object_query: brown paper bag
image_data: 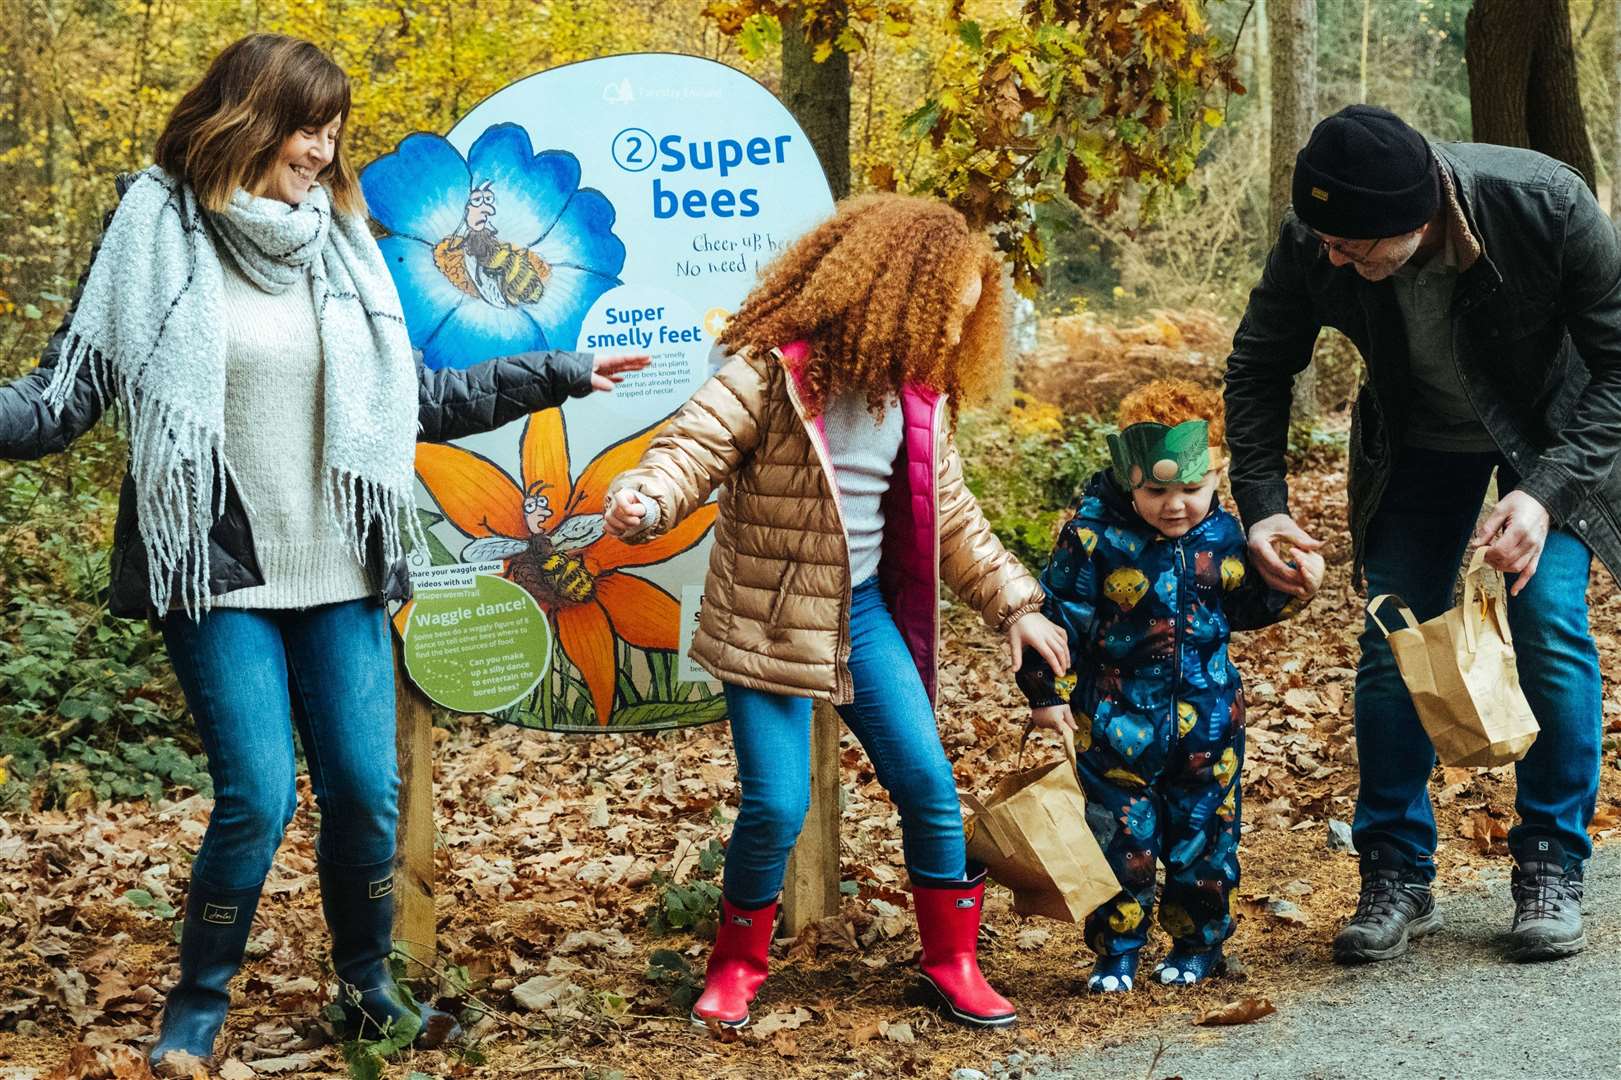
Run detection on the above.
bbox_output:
[961,725,1120,922]
[1366,548,1539,768]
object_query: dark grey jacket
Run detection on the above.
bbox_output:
[1226,141,1621,586]
[0,176,596,620]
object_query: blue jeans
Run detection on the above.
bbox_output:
[721,578,967,906]
[162,598,400,892]
[1356,448,1603,877]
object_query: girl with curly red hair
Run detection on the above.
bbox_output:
[604,194,1068,1029]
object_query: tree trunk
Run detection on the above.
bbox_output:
[1359,0,1373,103]
[1525,3,1596,185]
[1611,0,1621,218]
[1253,0,1270,174]
[780,2,852,199]
[1267,0,1316,234]
[1466,0,1598,191]
[1269,0,1317,418]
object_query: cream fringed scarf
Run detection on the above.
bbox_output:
[45,165,425,615]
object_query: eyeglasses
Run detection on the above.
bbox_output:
[1312,232,1381,264]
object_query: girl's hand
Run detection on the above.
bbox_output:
[591,353,651,391]
[604,489,646,537]
[1029,703,1077,738]
[1008,612,1068,675]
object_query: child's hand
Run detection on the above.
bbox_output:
[591,353,651,391]
[1249,513,1323,597]
[1289,546,1326,598]
[604,489,646,537]
[1029,704,1077,738]
[1008,612,1068,675]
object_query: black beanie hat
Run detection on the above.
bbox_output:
[1292,105,1438,239]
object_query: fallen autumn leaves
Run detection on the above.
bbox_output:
[4,318,1620,1079]
[1194,997,1278,1027]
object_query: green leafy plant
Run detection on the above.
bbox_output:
[0,456,195,810]
[326,952,441,1080]
[643,837,724,1011]
[332,994,423,1080]
[647,838,725,936]
[121,888,177,920]
[1287,420,1350,469]
[959,402,1115,568]
[645,949,703,1014]
[29,737,210,810]
[704,0,1243,290]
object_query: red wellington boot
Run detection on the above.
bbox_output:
[911,867,1018,1027]
[690,897,779,1028]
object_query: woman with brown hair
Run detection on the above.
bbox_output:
[0,33,642,1074]
[604,194,1069,1030]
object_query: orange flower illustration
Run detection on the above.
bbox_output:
[413,408,716,724]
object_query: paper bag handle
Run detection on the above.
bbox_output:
[1460,545,1514,649]
[959,790,1019,859]
[1018,718,1078,772]
[1366,594,1420,638]
[1460,546,1501,653]
[1495,593,1515,646]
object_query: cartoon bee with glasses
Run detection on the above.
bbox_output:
[432,180,551,309]
[459,481,604,607]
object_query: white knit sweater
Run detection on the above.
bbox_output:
[211,257,374,609]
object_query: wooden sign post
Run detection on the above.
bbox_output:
[392,641,437,969]
[780,700,841,936]
[392,660,845,952]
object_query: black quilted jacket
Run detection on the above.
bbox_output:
[0,175,595,620]
[1226,142,1621,587]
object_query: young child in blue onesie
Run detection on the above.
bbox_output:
[1017,378,1325,992]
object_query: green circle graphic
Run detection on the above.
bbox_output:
[403,573,552,714]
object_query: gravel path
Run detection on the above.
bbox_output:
[1032,845,1620,1080]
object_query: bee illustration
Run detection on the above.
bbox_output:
[460,482,604,607]
[433,180,551,309]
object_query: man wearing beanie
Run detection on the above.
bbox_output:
[1224,104,1619,967]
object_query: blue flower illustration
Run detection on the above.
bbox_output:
[362,123,626,370]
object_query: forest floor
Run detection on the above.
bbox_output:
[3,315,1618,1080]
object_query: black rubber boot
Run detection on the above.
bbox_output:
[147,880,263,1074]
[1506,835,1585,962]
[319,856,461,1048]
[1332,841,1442,964]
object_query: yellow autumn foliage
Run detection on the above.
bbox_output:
[0,0,968,355]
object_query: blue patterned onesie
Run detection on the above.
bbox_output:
[1018,470,1297,958]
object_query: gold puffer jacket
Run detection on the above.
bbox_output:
[608,344,1043,704]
